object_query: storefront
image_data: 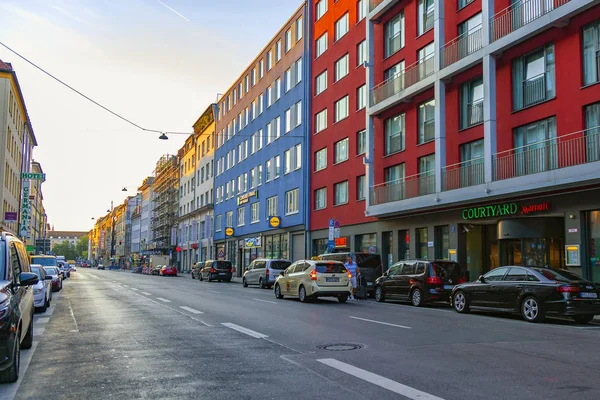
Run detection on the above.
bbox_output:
[239,237,262,277]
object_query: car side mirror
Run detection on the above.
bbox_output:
[479,275,486,283]
[18,272,39,286]
[279,271,285,277]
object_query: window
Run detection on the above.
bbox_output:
[284,149,292,174]
[583,22,600,85]
[251,202,260,223]
[276,40,281,62]
[296,17,303,41]
[357,85,367,110]
[416,227,428,259]
[357,175,366,201]
[275,78,281,102]
[418,0,434,35]
[285,189,299,214]
[285,29,292,53]
[459,139,485,186]
[418,154,436,195]
[385,13,404,57]
[385,113,405,155]
[357,40,367,68]
[215,215,222,231]
[252,68,257,86]
[316,0,327,20]
[316,33,328,58]
[358,0,366,21]
[315,70,327,95]
[285,69,292,92]
[418,43,435,78]
[258,59,264,79]
[335,96,349,122]
[226,211,233,228]
[257,164,263,185]
[285,102,302,132]
[267,50,273,70]
[237,207,246,226]
[258,94,264,114]
[460,77,484,129]
[253,129,263,152]
[585,102,600,162]
[503,267,528,282]
[335,13,349,41]
[335,54,349,82]
[418,99,435,144]
[513,44,555,110]
[315,187,327,210]
[266,159,272,182]
[274,155,281,178]
[334,138,349,164]
[315,109,327,133]
[294,58,303,85]
[513,117,557,175]
[334,181,348,205]
[484,267,509,282]
[357,130,366,155]
[385,163,404,183]
[434,226,449,260]
[267,195,278,217]
[458,13,483,57]
[315,148,327,171]
[458,0,475,9]
[294,144,302,170]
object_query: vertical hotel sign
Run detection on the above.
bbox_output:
[19,181,31,238]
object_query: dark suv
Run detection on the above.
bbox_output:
[374,260,467,306]
[318,252,383,296]
[196,260,233,282]
[0,232,39,383]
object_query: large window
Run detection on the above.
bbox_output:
[513,117,557,176]
[357,175,366,201]
[585,102,600,162]
[385,12,404,57]
[237,207,246,227]
[385,163,405,184]
[416,227,428,259]
[434,225,449,260]
[284,149,292,174]
[226,211,233,228]
[296,17,303,41]
[315,187,327,210]
[385,113,405,155]
[460,77,484,129]
[357,130,366,155]
[251,202,260,223]
[267,196,278,218]
[334,181,348,205]
[315,148,327,171]
[315,109,327,133]
[316,0,327,20]
[418,43,435,79]
[419,154,435,195]
[334,138,349,164]
[583,22,600,86]
[358,0,366,21]
[215,215,222,232]
[418,99,435,144]
[512,44,555,110]
[418,0,434,35]
[316,70,327,95]
[335,13,349,41]
[316,32,328,58]
[335,54,349,82]
[458,13,483,57]
[357,85,367,110]
[335,96,349,122]
[285,29,292,53]
[459,139,485,186]
[357,40,367,67]
[285,189,299,214]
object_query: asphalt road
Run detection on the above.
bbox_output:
[3,268,600,400]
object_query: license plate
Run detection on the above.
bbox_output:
[326,277,340,282]
[443,285,455,290]
[219,272,226,275]
[580,292,598,299]
[367,282,373,286]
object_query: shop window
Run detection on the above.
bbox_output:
[313,238,328,256]
[382,231,394,269]
[398,229,410,260]
[416,227,428,259]
[512,44,555,110]
[355,233,377,253]
[434,225,449,260]
[588,211,600,282]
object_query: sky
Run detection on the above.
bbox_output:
[0,0,302,231]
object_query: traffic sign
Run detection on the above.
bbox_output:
[327,240,335,252]
[334,228,340,238]
[329,219,335,227]
[218,249,225,258]
[334,220,340,229]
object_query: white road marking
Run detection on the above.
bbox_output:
[69,299,80,333]
[221,323,268,339]
[87,274,100,280]
[112,287,121,292]
[317,358,445,400]
[253,298,277,304]
[34,317,50,324]
[129,292,211,326]
[0,342,38,399]
[34,327,45,336]
[156,297,171,303]
[45,306,55,316]
[349,316,411,329]
[206,290,220,294]
[179,306,204,314]
[76,274,87,280]
[122,285,129,288]
[131,288,139,291]
[141,292,152,296]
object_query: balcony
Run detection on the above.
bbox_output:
[370,54,435,107]
[492,127,600,181]
[441,158,485,191]
[490,0,571,42]
[369,0,386,12]
[441,26,483,68]
[522,73,546,107]
[370,171,436,205]
[466,100,484,127]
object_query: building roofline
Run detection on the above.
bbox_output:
[0,61,38,146]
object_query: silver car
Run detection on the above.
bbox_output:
[30,265,52,312]
[243,259,291,289]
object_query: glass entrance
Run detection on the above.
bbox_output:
[500,238,563,268]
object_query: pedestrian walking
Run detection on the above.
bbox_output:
[344,254,360,300]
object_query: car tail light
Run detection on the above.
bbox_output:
[347,272,352,279]
[426,277,443,285]
[265,268,270,277]
[557,285,579,293]
[230,268,233,273]
[458,278,467,284]
[310,270,317,281]
[210,267,215,273]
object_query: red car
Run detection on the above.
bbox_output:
[160,266,177,276]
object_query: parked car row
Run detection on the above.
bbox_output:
[150,265,178,276]
[191,260,233,282]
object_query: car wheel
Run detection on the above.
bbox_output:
[242,278,248,287]
[274,284,284,299]
[299,286,309,303]
[573,315,594,324]
[411,288,423,307]
[40,297,48,313]
[22,318,33,349]
[259,278,265,289]
[375,286,385,303]
[0,333,19,383]
[338,295,348,303]
[521,296,544,323]
[453,291,469,314]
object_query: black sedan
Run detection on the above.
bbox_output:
[451,266,600,323]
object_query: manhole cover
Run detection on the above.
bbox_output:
[317,343,364,351]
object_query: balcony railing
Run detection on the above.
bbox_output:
[370,171,436,205]
[370,54,435,106]
[369,0,386,12]
[467,100,484,127]
[492,126,600,181]
[441,158,485,191]
[522,73,546,107]
[490,0,571,42]
[441,26,483,68]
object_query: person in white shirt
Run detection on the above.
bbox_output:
[344,254,360,300]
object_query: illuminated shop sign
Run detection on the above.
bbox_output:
[462,202,550,220]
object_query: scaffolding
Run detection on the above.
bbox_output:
[151,155,179,251]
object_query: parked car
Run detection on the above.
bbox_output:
[30,265,52,312]
[451,266,600,323]
[243,259,291,289]
[319,252,383,296]
[374,260,468,306]
[69,264,76,272]
[58,262,70,279]
[42,266,62,292]
[97,264,105,270]
[0,231,38,383]
[151,265,163,275]
[160,266,177,276]
[197,260,233,282]
[191,263,202,279]
[274,260,352,303]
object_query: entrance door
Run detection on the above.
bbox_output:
[501,239,523,266]
[292,234,305,261]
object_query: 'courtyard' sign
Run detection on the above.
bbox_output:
[462,201,550,220]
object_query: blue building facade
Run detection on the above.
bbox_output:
[213,3,311,274]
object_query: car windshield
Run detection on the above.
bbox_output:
[315,262,347,274]
[44,267,58,275]
[31,257,58,267]
[532,268,585,283]
[270,261,290,270]
[430,262,465,281]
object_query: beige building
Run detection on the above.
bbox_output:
[47,230,88,251]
